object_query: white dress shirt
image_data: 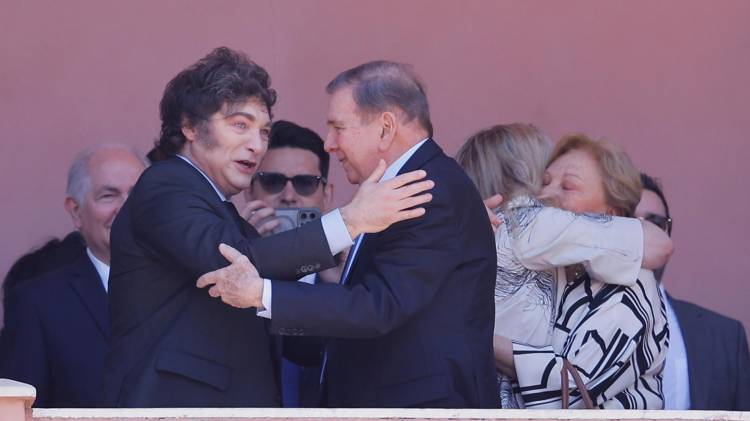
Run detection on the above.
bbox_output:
[86,247,110,292]
[660,284,692,409]
[259,138,430,318]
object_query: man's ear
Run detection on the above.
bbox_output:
[377,112,397,152]
[64,196,83,230]
[181,118,198,144]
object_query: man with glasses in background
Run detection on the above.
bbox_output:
[636,173,750,410]
[242,120,344,407]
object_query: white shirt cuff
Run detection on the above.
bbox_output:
[321,208,354,255]
[256,278,273,319]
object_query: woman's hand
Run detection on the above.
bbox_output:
[493,334,517,379]
[641,219,675,269]
[484,194,504,233]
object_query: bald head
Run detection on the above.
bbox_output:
[65,144,147,264]
[66,144,147,205]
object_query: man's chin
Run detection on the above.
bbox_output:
[343,171,361,185]
[227,176,254,196]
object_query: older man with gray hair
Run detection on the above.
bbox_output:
[198,61,499,408]
[0,144,146,407]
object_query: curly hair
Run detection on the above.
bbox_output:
[156,47,277,155]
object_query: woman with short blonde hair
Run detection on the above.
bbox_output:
[456,123,550,202]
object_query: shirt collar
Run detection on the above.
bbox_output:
[86,248,110,292]
[380,138,429,182]
[176,154,227,201]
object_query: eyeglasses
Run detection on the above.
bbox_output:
[640,214,673,236]
[253,172,326,196]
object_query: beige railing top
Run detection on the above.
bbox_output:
[31,407,750,421]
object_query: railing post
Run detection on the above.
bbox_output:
[0,379,36,421]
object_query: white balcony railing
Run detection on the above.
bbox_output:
[3,378,749,421]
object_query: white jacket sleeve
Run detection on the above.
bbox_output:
[507,204,643,286]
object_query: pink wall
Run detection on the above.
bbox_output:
[1,1,749,331]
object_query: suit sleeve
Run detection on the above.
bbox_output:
[733,321,750,410]
[509,205,643,286]
[128,174,335,281]
[0,287,50,407]
[269,187,464,338]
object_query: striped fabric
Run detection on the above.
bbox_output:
[513,270,669,409]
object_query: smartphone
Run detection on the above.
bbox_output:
[273,208,321,233]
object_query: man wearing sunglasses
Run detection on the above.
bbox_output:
[636,173,749,410]
[242,120,343,407]
[242,120,333,236]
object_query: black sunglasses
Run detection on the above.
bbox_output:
[253,172,326,196]
[641,214,673,236]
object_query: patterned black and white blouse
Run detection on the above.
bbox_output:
[513,270,669,409]
[494,196,669,409]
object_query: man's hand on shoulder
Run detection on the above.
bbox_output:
[196,243,264,309]
[340,159,434,239]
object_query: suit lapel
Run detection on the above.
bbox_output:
[668,294,708,409]
[172,156,258,239]
[342,139,442,285]
[68,253,109,336]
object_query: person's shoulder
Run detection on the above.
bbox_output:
[4,232,85,290]
[132,156,204,198]
[671,296,744,333]
[138,156,189,182]
[19,256,86,291]
[424,150,480,196]
[6,258,85,310]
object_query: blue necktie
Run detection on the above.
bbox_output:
[340,234,364,285]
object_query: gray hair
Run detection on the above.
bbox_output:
[455,123,551,201]
[326,60,433,137]
[66,143,147,204]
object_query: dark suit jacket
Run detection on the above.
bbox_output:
[279,274,324,408]
[669,295,750,410]
[102,156,336,408]
[0,252,108,407]
[270,140,499,408]
[3,231,85,299]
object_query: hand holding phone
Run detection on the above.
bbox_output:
[273,208,321,233]
[240,200,280,236]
